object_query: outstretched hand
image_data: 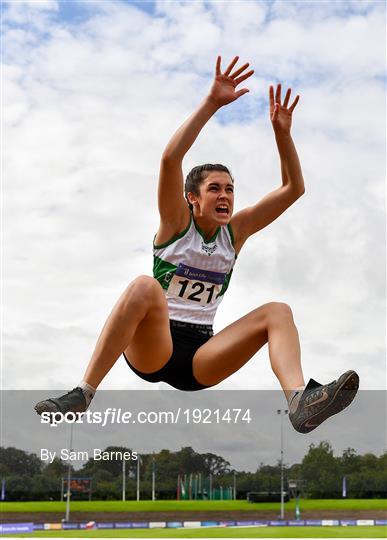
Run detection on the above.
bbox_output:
[208,56,254,108]
[270,84,299,136]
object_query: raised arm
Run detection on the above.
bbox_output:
[155,56,254,245]
[231,83,305,253]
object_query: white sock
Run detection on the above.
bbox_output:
[288,385,306,414]
[78,381,96,407]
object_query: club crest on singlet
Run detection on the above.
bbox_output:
[201,242,217,256]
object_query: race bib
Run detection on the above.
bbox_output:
[166,263,226,306]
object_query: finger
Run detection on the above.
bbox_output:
[234,88,249,100]
[271,102,279,122]
[224,56,239,76]
[216,56,221,77]
[275,83,281,104]
[289,95,300,112]
[234,69,254,86]
[230,62,250,80]
[269,85,274,110]
[283,88,291,108]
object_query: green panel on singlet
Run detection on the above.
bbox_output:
[227,223,235,246]
[217,267,234,297]
[153,255,177,290]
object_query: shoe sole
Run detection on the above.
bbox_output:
[34,400,61,415]
[296,370,359,434]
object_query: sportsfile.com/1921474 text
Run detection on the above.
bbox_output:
[40,407,252,427]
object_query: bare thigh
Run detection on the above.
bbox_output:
[123,277,173,373]
[192,305,270,386]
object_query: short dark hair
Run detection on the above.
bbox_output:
[184,164,233,210]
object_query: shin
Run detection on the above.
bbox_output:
[265,302,305,398]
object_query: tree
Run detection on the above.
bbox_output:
[345,452,387,497]
[91,469,118,500]
[80,446,136,477]
[4,475,33,501]
[31,474,61,500]
[202,453,231,475]
[301,441,340,497]
[340,447,360,475]
[177,447,206,473]
[43,457,68,478]
[0,447,42,477]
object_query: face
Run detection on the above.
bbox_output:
[188,171,234,225]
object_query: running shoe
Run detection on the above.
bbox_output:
[289,370,359,434]
[34,387,88,415]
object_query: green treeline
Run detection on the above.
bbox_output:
[0,442,386,501]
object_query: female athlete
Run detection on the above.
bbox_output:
[35,56,358,433]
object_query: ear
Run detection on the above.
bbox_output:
[187,192,199,207]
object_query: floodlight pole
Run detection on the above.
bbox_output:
[152,456,156,501]
[65,423,74,522]
[136,455,141,501]
[233,471,236,500]
[122,457,126,501]
[277,409,288,520]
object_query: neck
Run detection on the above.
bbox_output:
[192,213,219,241]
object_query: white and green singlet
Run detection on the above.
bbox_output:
[153,216,237,325]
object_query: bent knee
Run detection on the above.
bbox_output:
[264,302,294,325]
[132,275,159,291]
[125,275,163,308]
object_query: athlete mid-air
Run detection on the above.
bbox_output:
[35,56,359,433]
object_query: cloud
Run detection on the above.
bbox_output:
[3,1,385,391]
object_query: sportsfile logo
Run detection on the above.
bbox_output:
[40,409,134,427]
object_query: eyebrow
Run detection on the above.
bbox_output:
[207,182,234,188]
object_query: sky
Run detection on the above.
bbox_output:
[2,0,386,396]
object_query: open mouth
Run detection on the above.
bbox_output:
[215,205,229,215]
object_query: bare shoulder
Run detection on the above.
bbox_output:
[229,211,250,255]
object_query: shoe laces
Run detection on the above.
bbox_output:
[306,386,324,404]
[60,387,83,399]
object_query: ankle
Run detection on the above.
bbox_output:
[287,385,305,414]
[78,380,96,407]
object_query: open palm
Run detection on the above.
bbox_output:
[270,84,299,135]
[208,56,254,107]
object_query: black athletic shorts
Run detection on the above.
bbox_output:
[123,319,213,391]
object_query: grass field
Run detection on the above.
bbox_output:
[2,499,386,513]
[9,526,387,538]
